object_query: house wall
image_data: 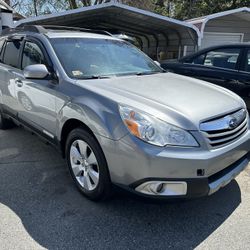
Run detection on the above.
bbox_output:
[0,9,13,33]
[203,14,250,42]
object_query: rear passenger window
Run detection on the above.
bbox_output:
[3,40,21,68]
[22,41,45,69]
[203,48,240,70]
[244,50,250,73]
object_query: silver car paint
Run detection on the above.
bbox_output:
[0,31,249,193]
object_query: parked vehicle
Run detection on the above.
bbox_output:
[161,44,250,109]
[0,26,249,201]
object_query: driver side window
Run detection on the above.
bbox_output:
[22,41,46,69]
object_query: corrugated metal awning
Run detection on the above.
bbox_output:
[15,2,200,58]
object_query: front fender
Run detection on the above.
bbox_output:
[57,95,128,141]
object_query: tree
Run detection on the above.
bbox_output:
[173,0,250,20]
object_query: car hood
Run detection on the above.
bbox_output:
[76,73,245,130]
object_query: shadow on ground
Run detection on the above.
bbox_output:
[0,128,242,249]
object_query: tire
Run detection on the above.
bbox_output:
[0,110,13,130]
[66,128,112,201]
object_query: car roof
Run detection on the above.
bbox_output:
[2,25,115,40]
[45,31,118,40]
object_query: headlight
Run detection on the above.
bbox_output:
[119,105,199,147]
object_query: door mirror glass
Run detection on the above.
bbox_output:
[23,64,49,79]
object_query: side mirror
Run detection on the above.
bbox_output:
[154,61,161,67]
[23,64,49,79]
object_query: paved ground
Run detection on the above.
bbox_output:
[0,127,249,250]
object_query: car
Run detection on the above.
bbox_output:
[0,25,249,201]
[161,44,250,109]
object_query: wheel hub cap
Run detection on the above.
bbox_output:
[70,139,100,191]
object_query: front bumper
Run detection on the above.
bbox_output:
[96,130,250,199]
[128,152,250,198]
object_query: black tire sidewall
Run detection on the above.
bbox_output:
[0,111,3,129]
[66,128,111,201]
[0,109,9,130]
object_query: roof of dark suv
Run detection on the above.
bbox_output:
[179,43,250,63]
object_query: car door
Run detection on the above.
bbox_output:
[182,47,242,87]
[15,38,58,138]
[235,48,250,109]
[0,38,23,117]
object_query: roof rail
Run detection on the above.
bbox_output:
[41,25,112,36]
[1,25,112,37]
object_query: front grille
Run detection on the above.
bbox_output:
[200,109,248,148]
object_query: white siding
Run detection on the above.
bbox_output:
[201,32,243,49]
[203,15,250,44]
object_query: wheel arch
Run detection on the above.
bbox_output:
[60,118,96,158]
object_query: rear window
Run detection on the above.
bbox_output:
[3,40,21,68]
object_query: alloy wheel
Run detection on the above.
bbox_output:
[70,139,100,191]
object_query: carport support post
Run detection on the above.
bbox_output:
[178,44,182,59]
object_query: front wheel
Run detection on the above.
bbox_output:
[65,128,112,201]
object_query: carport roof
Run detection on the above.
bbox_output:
[15,2,200,46]
[188,7,250,36]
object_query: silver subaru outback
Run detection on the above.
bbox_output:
[0,25,249,201]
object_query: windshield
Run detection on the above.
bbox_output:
[50,37,162,79]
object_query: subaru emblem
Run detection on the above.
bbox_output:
[228,118,238,129]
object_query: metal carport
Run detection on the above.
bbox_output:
[15,2,200,60]
[188,7,250,49]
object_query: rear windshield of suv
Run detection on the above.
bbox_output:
[50,38,162,79]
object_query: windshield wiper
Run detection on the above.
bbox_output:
[136,71,164,76]
[78,75,111,80]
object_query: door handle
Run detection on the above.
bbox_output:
[15,78,23,87]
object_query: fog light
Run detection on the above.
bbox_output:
[135,181,187,196]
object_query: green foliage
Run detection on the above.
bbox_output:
[172,0,250,20]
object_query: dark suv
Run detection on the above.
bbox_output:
[161,44,250,109]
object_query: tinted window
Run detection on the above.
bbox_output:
[203,48,240,70]
[244,50,250,73]
[22,41,45,69]
[3,40,21,68]
[187,54,205,65]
